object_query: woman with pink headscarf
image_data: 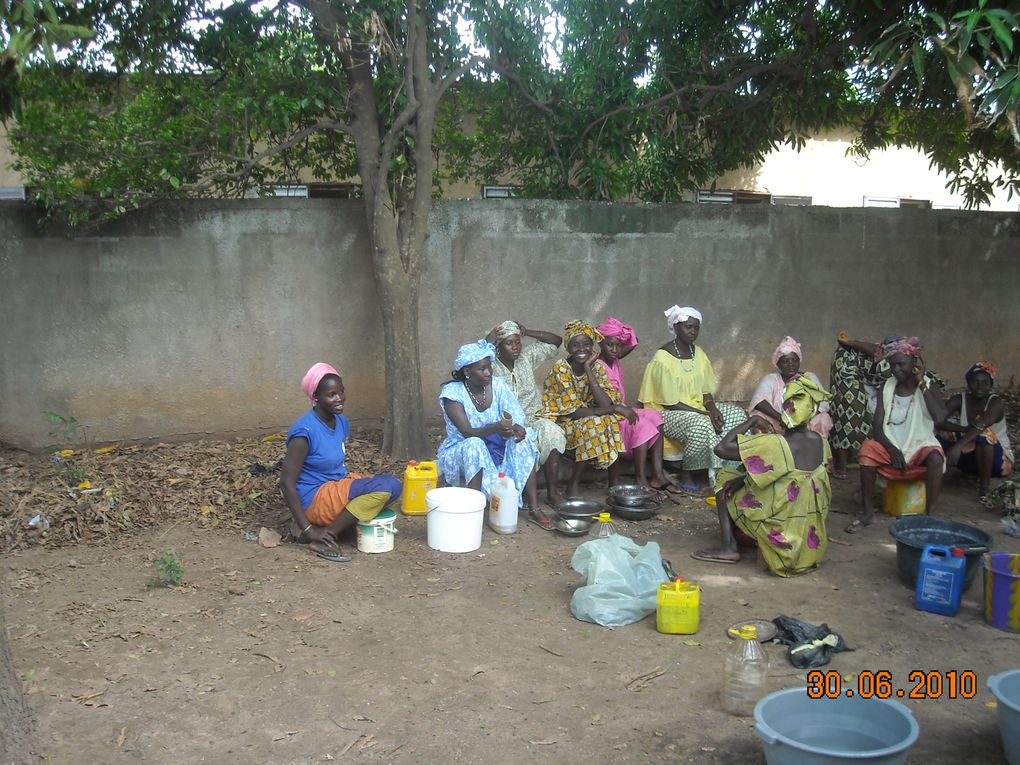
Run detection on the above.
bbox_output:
[748,336,832,437]
[596,317,680,494]
[280,362,402,561]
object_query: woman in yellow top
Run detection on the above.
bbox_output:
[542,320,626,498]
[638,305,746,492]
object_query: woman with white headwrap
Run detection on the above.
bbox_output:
[637,305,747,492]
[486,320,568,507]
[437,340,544,523]
[748,336,832,437]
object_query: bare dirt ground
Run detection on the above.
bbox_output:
[3,438,1019,765]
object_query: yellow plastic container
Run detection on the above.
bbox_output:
[883,479,925,517]
[656,580,700,634]
[401,461,438,516]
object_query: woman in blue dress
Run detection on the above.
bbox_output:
[437,340,547,525]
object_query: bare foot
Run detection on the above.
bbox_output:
[547,489,565,508]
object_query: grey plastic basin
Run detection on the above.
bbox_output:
[755,687,919,765]
[988,669,1020,764]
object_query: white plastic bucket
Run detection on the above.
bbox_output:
[356,509,398,554]
[426,487,486,553]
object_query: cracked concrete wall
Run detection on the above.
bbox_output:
[2,199,1017,449]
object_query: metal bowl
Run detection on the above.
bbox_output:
[608,483,655,507]
[607,496,660,521]
[556,498,604,520]
[553,517,593,537]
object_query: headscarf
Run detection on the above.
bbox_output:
[493,320,522,343]
[596,317,638,349]
[966,361,997,382]
[875,335,922,361]
[563,320,603,346]
[301,362,341,403]
[771,336,802,367]
[664,305,703,336]
[454,339,496,371]
[780,374,831,429]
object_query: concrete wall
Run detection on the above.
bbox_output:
[2,199,1018,449]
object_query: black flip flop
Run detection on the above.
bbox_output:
[315,549,352,563]
[690,550,739,565]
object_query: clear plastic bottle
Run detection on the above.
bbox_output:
[593,512,617,538]
[721,625,769,716]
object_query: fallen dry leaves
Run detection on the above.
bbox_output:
[0,429,415,553]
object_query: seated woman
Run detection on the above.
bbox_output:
[691,375,832,576]
[595,316,679,494]
[280,363,402,562]
[749,336,832,437]
[437,340,544,523]
[637,305,746,492]
[487,320,568,506]
[542,320,625,498]
[847,337,947,532]
[938,361,1014,497]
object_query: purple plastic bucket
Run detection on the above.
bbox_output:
[984,553,1020,633]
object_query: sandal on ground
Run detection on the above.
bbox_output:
[527,507,555,530]
[314,549,352,563]
[844,518,871,535]
[650,480,686,496]
[830,470,848,480]
[690,549,740,565]
[677,483,712,498]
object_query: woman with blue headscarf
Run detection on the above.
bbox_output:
[437,340,544,523]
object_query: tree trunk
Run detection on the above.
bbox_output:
[0,601,35,764]
[371,236,430,459]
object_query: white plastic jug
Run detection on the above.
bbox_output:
[488,473,519,534]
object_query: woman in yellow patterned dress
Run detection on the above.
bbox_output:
[542,321,626,498]
[691,375,832,577]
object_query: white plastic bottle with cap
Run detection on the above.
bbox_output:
[721,624,769,716]
[488,473,519,534]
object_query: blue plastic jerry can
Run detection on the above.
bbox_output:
[914,544,966,617]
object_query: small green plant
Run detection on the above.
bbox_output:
[43,409,79,444]
[149,549,184,588]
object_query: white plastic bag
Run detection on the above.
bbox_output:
[569,534,667,627]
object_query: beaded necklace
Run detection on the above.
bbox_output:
[886,393,914,426]
[466,382,489,410]
[672,339,696,372]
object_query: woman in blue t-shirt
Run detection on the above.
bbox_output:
[280,362,402,561]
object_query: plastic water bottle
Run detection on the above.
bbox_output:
[721,624,769,716]
[593,512,617,538]
[488,473,519,534]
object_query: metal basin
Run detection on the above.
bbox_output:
[556,498,603,520]
[553,517,593,537]
[608,483,655,507]
[607,496,660,521]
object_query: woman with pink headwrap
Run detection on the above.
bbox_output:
[748,336,832,438]
[280,363,402,561]
[596,317,679,494]
[847,337,947,533]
